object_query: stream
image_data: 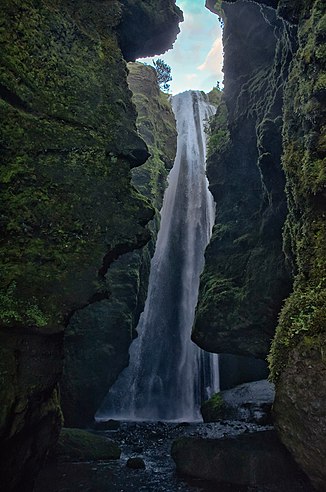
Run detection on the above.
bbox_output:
[35,421,313,492]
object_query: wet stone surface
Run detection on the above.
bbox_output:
[35,421,314,492]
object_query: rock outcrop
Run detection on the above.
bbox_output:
[0,1,181,490]
[51,428,121,461]
[118,0,183,61]
[218,353,269,390]
[197,0,326,489]
[172,430,310,488]
[193,1,294,358]
[61,62,177,428]
[201,380,275,424]
[267,1,326,489]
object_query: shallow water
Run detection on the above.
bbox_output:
[35,422,313,492]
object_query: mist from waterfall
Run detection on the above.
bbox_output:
[97,90,219,422]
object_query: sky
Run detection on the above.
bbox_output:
[139,0,224,95]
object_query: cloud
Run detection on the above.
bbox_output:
[185,73,198,81]
[197,37,223,76]
[138,1,224,94]
[178,0,205,16]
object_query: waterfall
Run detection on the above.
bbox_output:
[97,90,219,422]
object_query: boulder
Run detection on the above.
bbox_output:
[93,419,120,431]
[201,380,275,425]
[126,457,146,470]
[171,430,308,486]
[52,428,121,461]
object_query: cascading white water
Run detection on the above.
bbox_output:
[97,90,219,422]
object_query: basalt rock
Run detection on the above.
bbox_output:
[199,0,326,489]
[193,1,294,358]
[61,62,177,428]
[51,428,121,461]
[0,328,63,492]
[172,430,310,487]
[0,1,181,490]
[118,0,183,61]
[201,380,275,425]
[126,457,146,470]
[268,3,326,489]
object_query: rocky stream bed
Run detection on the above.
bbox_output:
[35,421,314,492]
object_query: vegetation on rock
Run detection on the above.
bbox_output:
[201,0,325,489]
[205,88,230,157]
[268,0,326,383]
[53,428,121,461]
[153,58,172,92]
[0,0,154,332]
[201,392,225,421]
[61,62,177,428]
[266,1,326,489]
[193,1,293,358]
[0,0,182,489]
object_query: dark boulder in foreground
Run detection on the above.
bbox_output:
[93,419,121,431]
[171,430,308,487]
[126,457,146,470]
[52,428,121,462]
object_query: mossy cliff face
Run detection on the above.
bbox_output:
[268,1,325,489]
[61,63,177,428]
[0,1,181,490]
[193,1,294,358]
[202,0,326,489]
[223,1,326,488]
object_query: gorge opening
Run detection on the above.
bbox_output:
[97,90,220,422]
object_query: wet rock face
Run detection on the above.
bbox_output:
[193,1,294,358]
[219,353,269,390]
[0,1,180,489]
[118,0,184,61]
[202,0,326,489]
[61,62,177,428]
[52,428,121,462]
[222,0,314,25]
[201,380,275,425]
[268,0,326,488]
[172,430,307,487]
[273,336,326,491]
[0,329,63,492]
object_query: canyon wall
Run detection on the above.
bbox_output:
[194,0,294,358]
[0,1,182,490]
[268,1,326,489]
[199,0,325,489]
[61,63,177,428]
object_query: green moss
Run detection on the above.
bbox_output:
[193,3,292,358]
[198,273,244,320]
[207,87,223,106]
[269,0,326,382]
[205,96,230,157]
[269,284,326,381]
[205,392,223,410]
[129,63,177,207]
[201,392,225,422]
[0,282,49,328]
[53,428,121,461]
[0,1,153,331]
[61,62,177,426]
